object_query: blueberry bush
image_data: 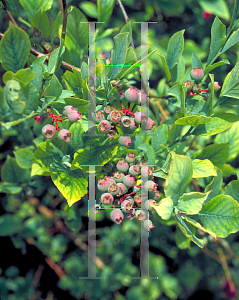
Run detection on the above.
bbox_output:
[0,0,239,299]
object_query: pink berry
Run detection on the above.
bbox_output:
[208,81,221,92]
[123,174,135,188]
[137,91,148,105]
[113,171,125,183]
[99,120,111,133]
[67,111,82,122]
[124,87,139,102]
[129,164,141,176]
[42,124,56,138]
[135,209,146,221]
[190,67,204,81]
[134,111,148,124]
[107,130,115,138]
[109,110,121,123]
[93,110,105,123]
[63,105,77,116]
[129,117,137,131]
[117,183,127,195]
[134,194,143,204]
[141,166,153,177]
[144,199,156,211]
[141,117,155,130]
[110,209,124,224]
[104,105,112,114]
[121,116,131,127]
[143,219,155,232]
[58,129,72,142]
[108,183,120,195]
[97,178,109,192]
[118,135,132,147]
[106,176,116,185]
[121,199,134,212]
[101,192,114,205]
[125,152,136,163]
[116,159,129,172]
[144,180,158,191]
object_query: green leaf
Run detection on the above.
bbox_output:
[193,143,229,166]
[151,123,168,154]
[215,121,239,161]
[192,159,217,178]
[0,214,22,236]
[13,148,34,169]
[206,73,214,115]
[3,0,20,18]
[145,147,155,165]
[205,167,223,203]
[170,56,185,83]
[48,39,65,74]
[49,11,63,42]
[198,195,239,238]
[50,162,88,207]
[31,9,50,37]
[204,59,230,75]
[4,80,26,114]
[175,115,212,126]
[158,54,171,81]
[168,123,181,143]
[1,156,26,183]
[31,55,47,91]
[97,0,115,22]
[177,191,211,214]
[0,183,22,194]
[207,17,226,66]
[150,198,174,220]
[192,54,203,69]
[182,215,217,238]
[79,1,98,18]
[192,113,239,136]
[165,152,193,205]
[31,162,50,176]
[33,141,64,172]
[174,213,204,248]
[110,32,129,79]
[3,68,36,84]
[220,60,239,99]
[225,180,239,203]
[120,21,132,48]
[0,23,31,73]
[166,30,185,70]
[71,139,119,169]
[167,84,186,116]
[199,0,230,21]
[18,81,40,112]
[175,227,192,249]
[45,74,62,99]
[19,0,53,21]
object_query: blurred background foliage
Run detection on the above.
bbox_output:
[0,0,239,299]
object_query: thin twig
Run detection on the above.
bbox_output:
[117,0,129,22]
[61,0,67,40]
[155,99,168,120]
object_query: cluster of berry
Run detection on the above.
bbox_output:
[95,153,160,232]
[93,87,155,147]
[40,105,82,142]
[184,67,221,97]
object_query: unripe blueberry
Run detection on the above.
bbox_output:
[63,105,77,116]
[99,120,111,133]
[102,163,113,172]
[183,80,192,91]
[190,67,204,81]
[108,183,120,195]
[137,91,148,106]
[58,129,72,142]
[125,152,136,163]
[101,192,114,205]
[135,209,147,221]
[134,111,148,124]
[97,178,109,192]
[113,171,125,183]
[104,105,112,114]
[42,124,56,138]
[141,117,155,130]
[192,84,200,94]
[143,219,155,232]
[32,34,44,44]
[116,159,129,173]
[144,199,156,211]
[67,110,82,122]
[129,117,137,131]
[53,37,60,45]
[44,35,51,43]
[93,110,105,123]
[105,176,116,185]
[144,180,158,191]
[107,130,115,138]
[121,199,134,213]
[123,174,135,188]
[141,166,153,177]
[121,116,131,127]
[129,164,141,176]
[124,87,139,102]
[110,208,124,224]
[108,110,121,123]
[208,81,221,92]
[117,183,127,195]
[28,28,34,38]
[134,194,143,204]
[118,135,132,147]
